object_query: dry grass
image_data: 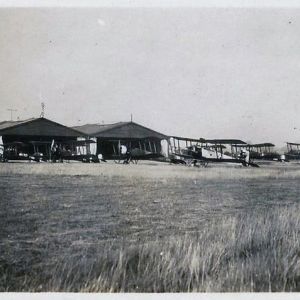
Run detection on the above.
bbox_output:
[1,160,300,180]
[0,162,300,292]
[1,206,300,292]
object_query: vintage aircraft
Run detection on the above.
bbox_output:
[53,139,101,163]
[247,143,281,161]
[232,143,284,162]
[1,141,30,162]
[0,139,101,163]
[0,141,55,162]
[285,142,300,160]
[111,140,163,164]
[168,136,259,167]
[167,136,207,166]
[28,141,53,162]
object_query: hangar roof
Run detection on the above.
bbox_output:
[0,118,83,137]
[73,121,167,140]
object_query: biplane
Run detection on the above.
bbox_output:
[28,141,52,162]
[168,136,259,167]
[110,139,163,164]
[167,136,207,166]
[246,143,281,161]
[54,139,100,163]
[0,141,51,162]
[1,141,30,162]
[285,142,300,160]
[0,139,100,163]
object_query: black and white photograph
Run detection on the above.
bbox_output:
[1,0,300,297]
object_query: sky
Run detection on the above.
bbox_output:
[1,6,300,147]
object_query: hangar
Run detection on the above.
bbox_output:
[73,121,168,160]
[0,117,84,161]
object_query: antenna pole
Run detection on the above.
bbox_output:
[7,108,17,121]
[130,114,133,122]
[40,102,45,118]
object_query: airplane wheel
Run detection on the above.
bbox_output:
[186,159,196,167]
[114,159,123,164]
[200,161,208,167]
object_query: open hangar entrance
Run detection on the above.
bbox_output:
[73,121,168,161]
[0,118,84,161]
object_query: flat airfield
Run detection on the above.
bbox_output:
[1,161,300,292]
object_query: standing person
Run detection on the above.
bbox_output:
[54,144,62,162]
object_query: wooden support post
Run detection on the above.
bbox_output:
[87,142,90,155]
[148,140,152,152]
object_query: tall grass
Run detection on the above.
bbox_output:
[1,163,300,292]
[1,205,300,292]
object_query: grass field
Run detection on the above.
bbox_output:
[0,161,300,292]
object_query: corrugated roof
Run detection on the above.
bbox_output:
[73,121,167,140]
[73,122,127,136]
[0,117,83,137]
